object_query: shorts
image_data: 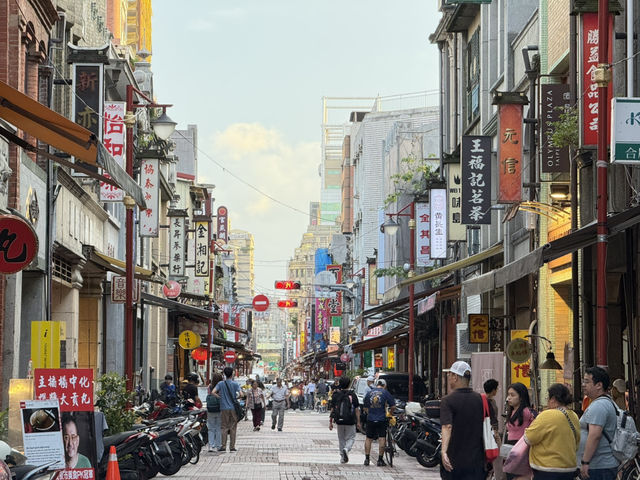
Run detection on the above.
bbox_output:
[365,420,387,440]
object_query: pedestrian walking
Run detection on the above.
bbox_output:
[270,378,290,431]
[206,372,223,452]
[577,366,619,480]
[303,381,310,410]
[484,378,503,480]
[316,378,328,409]
[329,376,361,464]
[522,383,580,480]
[212,367,241,452]
[363,378,395,467]
[440,360,488,480]
[502,382,535,479]
[307,378,316,409]
[246,380,266,431]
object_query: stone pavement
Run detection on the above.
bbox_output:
[165,408,441,480]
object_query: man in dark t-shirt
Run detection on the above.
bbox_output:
[440,360,488,480]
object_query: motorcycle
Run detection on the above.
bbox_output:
[411,414,442,468]
[289,387,302,410]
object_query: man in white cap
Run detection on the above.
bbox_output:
[440,360,489,480]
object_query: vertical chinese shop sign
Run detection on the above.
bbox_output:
[510,330,531,388]
[315,298,329,335]
[72,64,102,174]
[169,215,185,277]
[461,136,492,225]
[498,104,523,203]
[430,189,447,259]
[217,206,228,244]
[415,201,434,267]
[100,102,126,201]
[195,221,209,277]
[139,158,159,237]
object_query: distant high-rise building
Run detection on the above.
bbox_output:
[107,0,152,59]
[228,230,254,304]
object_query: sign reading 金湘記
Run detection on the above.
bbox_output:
[194,221,209,277]
[461,136,492,225]
[611,97,640,164]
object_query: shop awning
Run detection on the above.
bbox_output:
[398,242,503,288]
[0,80,145,208]
[141,292,221,326]
[350,326,409,354]
[219,322,249,335]
[83,245,164,283]
[211,337,244,349]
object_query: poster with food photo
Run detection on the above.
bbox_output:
[20,399,65,469]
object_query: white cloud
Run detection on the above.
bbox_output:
[199,123,321,293]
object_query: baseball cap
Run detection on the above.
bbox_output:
[448,360,471,378]
[366,375,375,382]
[376,379,387,387]
[612,379,626,392]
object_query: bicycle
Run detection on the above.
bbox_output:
[384,414,397,467]
[315,395,328,413]
[619,436,640,480]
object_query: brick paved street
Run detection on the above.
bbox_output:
[166,409,440,480]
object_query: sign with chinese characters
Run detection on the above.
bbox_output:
[581,13,613,146]
[34,369,94,411]
[315,297,329,334]
[0,214,38,273]
[326,264,342,316]
[611,97,640,164]
[72,64,102,174]
[330,326,341,344]
[169,215,185,278]
[216,206,228,244]
[447,163,465,240]
[415,202,434,267]
[20,399,65,469]
[417,292,437,315]
[178,330,201,350]
[31,321,60,369]
[163,280,181,299]
[461,136,492,224]
[139,158,159,237]
[100,102,126,201]
[489,316,505,352]
[430,189,447,258]
[540,85,571,173]
[110,276,140,303]
[498,104,523,203]
[468,314,489,344]
[194,221,209,277]
[509,330,531,387]
[365,325,383,339]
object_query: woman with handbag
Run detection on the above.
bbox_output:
[520,384,580,480]
[247,380,266,431]
[502,383,535,468]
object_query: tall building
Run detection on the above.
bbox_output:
[228,230,255,305]
[107,0,152,58]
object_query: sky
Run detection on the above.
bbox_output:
[151,1,441,297]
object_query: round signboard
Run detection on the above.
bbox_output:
[163,280,182,299]
[178,330,201,350]
[0,214,38,274]
[340,353,350,363]
[506,338,533,364]
[252,294,269,312]
[224,350,237,363]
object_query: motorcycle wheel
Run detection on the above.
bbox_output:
[157,440,183,476]
[416,449,440,468]
[180,438,192,466]
[189,447,200,465]
[621,461,640,480]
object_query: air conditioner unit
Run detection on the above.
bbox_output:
[456,323,480,360]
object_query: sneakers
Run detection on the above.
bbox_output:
[364,457,370,466]
[377,458,386,467]
[217,447,225,452]
[278,428,282,431]
[229,448,237,452]
[271,424,276,430]
[340,449,349,463]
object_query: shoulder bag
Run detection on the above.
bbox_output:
[221,380,245,421]
[482,394,500,462]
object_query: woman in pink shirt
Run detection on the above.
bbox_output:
[504,382,535,479]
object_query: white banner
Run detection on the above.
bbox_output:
[447,163,466,240]
[195,221,209,277]
[100,102,126,201]
[430,189,448,259]
[139,158,159,237]
[169,216,185,278]
[415,202,434,267]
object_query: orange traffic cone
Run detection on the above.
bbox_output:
[105,446,121,480]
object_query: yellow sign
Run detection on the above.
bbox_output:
[387,349,395,369]
[469,314,489,344]
[178,330,201,350]
[31,321,60,368]
[510,330,531,387]
[330,326,341,344]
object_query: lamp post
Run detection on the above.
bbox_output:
[382,202,416,401]
[124,84,176,390]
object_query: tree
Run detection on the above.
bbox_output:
[95,372,136,435]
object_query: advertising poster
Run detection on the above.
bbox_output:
[20,399,65,469]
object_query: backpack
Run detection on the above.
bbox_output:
[599,396,639,464]
[206,392,220,413]
[336,391,356,424]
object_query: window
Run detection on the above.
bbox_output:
[467,28,481,125]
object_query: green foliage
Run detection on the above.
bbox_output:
[385,154,439,206]
[0,408,8,440]
[374,266,409,279]
[549,106,579,150]
[95,372,136,435]
[344,369,366,379]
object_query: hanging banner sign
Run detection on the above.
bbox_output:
[461,136,492,224]
[100,102,126,201]
[540,85,571,173]
[447,163,465,240]
[195,221,209,277]
[498,103,523,203]
[139,158,159,237]
[217,206,228,244]
[430,189,447,258]
[330,326,341,344]
[326,264,342,315]
[416,201,434,267]
[315,297,329,334]
[611,97,640,163]
[72,64,102,176]
[468,314,489,344]
[169,215,185,278]
[509,330,531,387]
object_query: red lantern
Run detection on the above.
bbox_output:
[191,347,209,362]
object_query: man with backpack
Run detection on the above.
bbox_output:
[363,378,395,466]
[329,376,361,464]
[578,366,620,480]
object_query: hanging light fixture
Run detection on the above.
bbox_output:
[381,217,400,236]
[540,351,563,370]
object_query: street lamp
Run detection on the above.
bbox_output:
[383,202,416,401]
[124,84,175,391]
